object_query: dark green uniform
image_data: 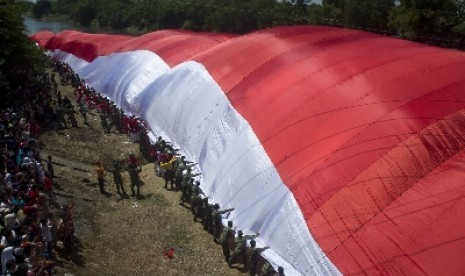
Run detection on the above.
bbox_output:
[127,162,140,197]
[196,196,208,223]
[229,231,258,268]
[173,163,185,190]
[203,200,213,233]
[191,190,202,221]
[260,262,275,276]
[249,240,270,276]
[65,104,78,127]
[110,160,125,195]
[180,178,194,205]
[220,221,235,262]
[212,205,234,242]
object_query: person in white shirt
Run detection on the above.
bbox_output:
[39,219,53,259]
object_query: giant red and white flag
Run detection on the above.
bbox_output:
[31,26,465,275]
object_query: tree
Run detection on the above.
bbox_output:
[389,0,463,39]
[69,0,95,26]
[32,0,51,19]
[0,0,46,102]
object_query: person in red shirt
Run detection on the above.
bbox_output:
[27,185,40,206]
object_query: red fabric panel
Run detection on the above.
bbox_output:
[40,31,131,62]
[112,31,235,66]
[30,30,235,66]
[194,26,465,274]
[312,113,465,274]
[30,31,55,48]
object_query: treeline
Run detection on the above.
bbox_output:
[31,0,465,41]
[1,0,46,94]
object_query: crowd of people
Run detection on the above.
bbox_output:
[0,57,286,275]
[0,66,77,275]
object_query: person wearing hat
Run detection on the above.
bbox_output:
[249,239,270,276]
[228,230,259,269]
[195,194,208,224]
[173,156,186,191]
[260,261,275,276]
[191,184,203,221]
[220,221,235,262]
[202,198,214,233]
[212,204,235,243]
[179,178,194,207]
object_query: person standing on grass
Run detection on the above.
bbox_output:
[249,239,270,276]
[220,221,235,262]
[78,100,88,125]
[127,153,141,197]
[229,231,259,269]
[46,155,54,179]
[212,204,235,243]
[96,160,106,194]
[110,159,126,196]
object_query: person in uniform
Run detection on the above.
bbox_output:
[202,198,213,233]
[180,178,194,206]
[127,153,141,197]
[260,262,275,276]
[109,159,126,196]
[228,230,259,269]
[249,239,270,276]
[220,221,235,262]
[191,183,204,221]
[212,204,235,243]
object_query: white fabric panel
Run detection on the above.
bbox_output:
[76,50,170,113]
[51,50,89,72]
[52,52,340,276]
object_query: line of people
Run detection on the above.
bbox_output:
[57,59,286,275]
[96,153,143,198]
[152,137,284,275]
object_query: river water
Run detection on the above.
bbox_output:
[24,16,83,35]
[24,16,123,35]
